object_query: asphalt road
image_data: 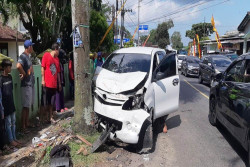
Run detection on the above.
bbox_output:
[158,74,247,167]
[101,74,248,167]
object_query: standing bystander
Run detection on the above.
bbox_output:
[55,48,67,112]
[68,52,74,100]
[2,59,20,147]
[16,40,35,133]
[41,43,61,124]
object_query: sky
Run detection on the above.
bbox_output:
[105,0,250,46]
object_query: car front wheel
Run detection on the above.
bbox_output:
[136,108,153,154]
[209,97,217,126]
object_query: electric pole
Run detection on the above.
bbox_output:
[120,1,132,48]
[138,0,140,46]
[71,0,92,133]
[112,5,115,36]
[121,0,124,48]
[116,0,118,44]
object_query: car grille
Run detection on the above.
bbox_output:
[95,93,122,106]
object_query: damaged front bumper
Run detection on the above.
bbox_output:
[94,97,149,144]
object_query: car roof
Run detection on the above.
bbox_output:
[114,47,165,55]
[204,54,230,59]
[238,52,250,60]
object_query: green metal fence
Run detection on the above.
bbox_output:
[11,64,70,127]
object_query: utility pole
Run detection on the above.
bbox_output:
[121,0,124,48]
[71,0,92,133]
[138,0,140,46]
[120,0,132,48]
[116,0,118,44]
[112,5,115,36]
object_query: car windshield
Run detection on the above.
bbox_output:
[226,54,238,60]
[187,57,200,63]
[212,57,232,67]
[102,53,151,73]
[178,56,185,60]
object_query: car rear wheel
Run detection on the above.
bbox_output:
[198,73,203,84]
[209,97,217,126]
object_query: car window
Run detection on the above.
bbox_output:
[178,56,185,60]
[155,54,176,79]
[226,54,238,60]
[212,57,231,67]
[102,53,151,73]
[157,51,165,62]
[243,61,250,83]
[187,57,200,63]
[225,61,244,82]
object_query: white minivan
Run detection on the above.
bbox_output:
[92,47,180,152]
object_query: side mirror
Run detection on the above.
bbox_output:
[155,72,165,81]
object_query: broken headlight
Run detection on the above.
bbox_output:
[122,94,144,110]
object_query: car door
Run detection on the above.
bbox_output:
[218,60,245,140]
[181,57,186,73]
[230,60,250,147]
[152,54,180,119]
[200,57,208,80]
[207,57,214,81]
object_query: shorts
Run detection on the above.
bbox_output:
[41,87,56,106]
[21,86,35,108]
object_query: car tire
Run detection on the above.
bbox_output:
[136,108,153,154]
[184,70,188,77]
[209,97,217,126]
[198,73,203,84]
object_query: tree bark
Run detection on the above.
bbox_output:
[71,0,93,134]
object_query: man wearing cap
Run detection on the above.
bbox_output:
[16,40,35,133]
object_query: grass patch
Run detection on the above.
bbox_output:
[40,146,52,166]
[69,132,102,166]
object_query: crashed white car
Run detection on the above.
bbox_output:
[92,47,180,152]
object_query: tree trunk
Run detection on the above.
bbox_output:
[71,0,93,134]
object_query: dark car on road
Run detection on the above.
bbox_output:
[198,55,232,86]
[181,56,200,77]
[209,53,250,164]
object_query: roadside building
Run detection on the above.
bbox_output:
[238,11,250,54]
[202,11,250,55]
[0,23,25,67]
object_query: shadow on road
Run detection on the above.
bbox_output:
[150,115,181,152]
[217,123,248,167]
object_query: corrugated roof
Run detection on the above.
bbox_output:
[0,23,25,41]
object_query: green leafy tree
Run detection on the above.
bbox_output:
[140,35,148,44]
[124,40,134,48]
[0,0,70,53]
[171,31,183,50]
[185,23,213,40]
[155,20,174,49]
[90,10,114,52]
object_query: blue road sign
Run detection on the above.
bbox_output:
[139,25,148,30]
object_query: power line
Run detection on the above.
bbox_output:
[143,0,229,24]
[140,0,217,24]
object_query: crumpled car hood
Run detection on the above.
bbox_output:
[94,67,147,94]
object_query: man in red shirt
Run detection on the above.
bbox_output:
[41,43,61,124]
